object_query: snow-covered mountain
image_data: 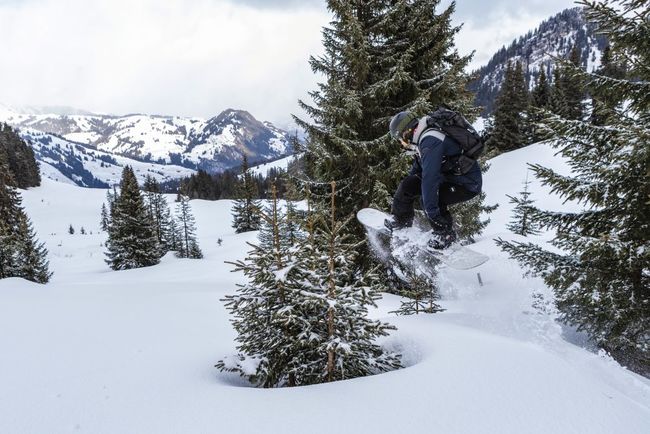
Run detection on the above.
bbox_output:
[0,104,294,174]
[22,129,196,188]
[470,7,608,115]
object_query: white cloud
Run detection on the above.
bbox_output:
[0,0,577,125]
[0,0,328,126]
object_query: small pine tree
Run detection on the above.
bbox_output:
[391,265,444,316]
[68,224,75,235]
[231,155,262,233]
[15,218,52,283]
[105,166,161,270]
[506,173,540,236]
[175,195,203,259]
[219,183,400,387]
[100,203,110,232]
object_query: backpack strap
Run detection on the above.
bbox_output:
[419,129,446,143]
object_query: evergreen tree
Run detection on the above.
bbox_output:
[105,166,161,270]
[506,173,540,236]
[486,61,529,153]
[295,0,475,255]
[529,68,552,142]
[68,224,75,235]
[498,0,650,376]
[218,183,400,386]
[561,45,586,120]
[100,203,110,232]
[143,175,173,252]
[549,67,570,117]
[0,160,51,283]
[590,45,626,126]
[0,123,40,189]
[175,195,203,259]
[231,155,262,233]
[15,218,52,283]
[390,265,443,316]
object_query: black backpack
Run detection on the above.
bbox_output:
[425,107,484,175]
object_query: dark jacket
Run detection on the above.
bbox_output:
[411,133,482,220]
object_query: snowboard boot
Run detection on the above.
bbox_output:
[427,229,457,250]
[384,215,413,233]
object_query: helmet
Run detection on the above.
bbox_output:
[389,111,418,141]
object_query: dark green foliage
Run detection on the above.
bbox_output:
[143,175,174,253]
[551,46,586,120]
[0,160,51,283]
[295,0,475,255]
[231,155,262,233]
[506,173,540,236]
[498,0,650,376]
[590,45,626,126]
[100,203,110,232]
[175,195,202,259]
[105,166,161,270]
[529,69,553,142]
[390,266,444,316]
[0,123,40,189]
[486,61,530,154]
[218,184,400,387]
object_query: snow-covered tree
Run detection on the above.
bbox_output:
[100,203,110,232]
[391,265,443,316]
[231,155,261,233]
[143,175,174,253]
[105,166,161,270]
[218,183,400,386]
[175,195,202,259]
[498,0,650,376]
[0,160,51,283]
[295,0,475,259]
[506,173,540,236]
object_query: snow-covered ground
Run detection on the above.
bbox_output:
[1,144,649,434]
[249,154,299,176]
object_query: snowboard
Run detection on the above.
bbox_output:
[357,208,489,274]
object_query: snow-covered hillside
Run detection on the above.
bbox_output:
[0,104,294,173]
[22,129,195,188]
[0,144,649,434]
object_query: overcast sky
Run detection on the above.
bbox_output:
[0,0,578,127]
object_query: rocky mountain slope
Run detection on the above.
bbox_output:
[0,105,294,173]
[469,7,608,115]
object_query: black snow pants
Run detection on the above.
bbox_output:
[391,174,479,229]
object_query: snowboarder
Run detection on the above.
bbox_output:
[385,111,483,249]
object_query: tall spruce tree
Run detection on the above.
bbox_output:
[295,0,475,253]
[105,166,161,270]
[175,195,203,259]
[231,155,262,233]
[486,61,530,154]
[529,68,552,142]
[498,0,650,376]
[143,175,173,252]
[561,45,586,120]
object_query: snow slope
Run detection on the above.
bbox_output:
[0,143,649,434]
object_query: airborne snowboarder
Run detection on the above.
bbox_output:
[385,109,483,250]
